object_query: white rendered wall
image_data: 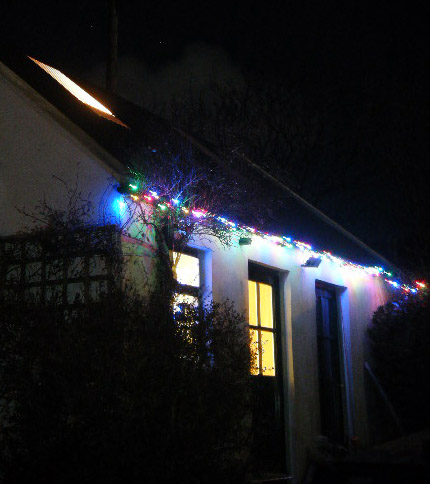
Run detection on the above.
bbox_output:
[0,63,122,236]
[0,62,390,482]
[194,233,388,481]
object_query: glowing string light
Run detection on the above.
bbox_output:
[192,210,206,218]
[118,183,426,294]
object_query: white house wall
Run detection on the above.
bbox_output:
[0,63,390,483]
[196,233,388,480]
[0,62,121,236]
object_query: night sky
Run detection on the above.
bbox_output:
[2,0,429,271]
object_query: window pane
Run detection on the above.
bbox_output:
[250,328,260,375]
[173,293,199,313]
[174,252,200,287]
[261,330,276,376]
[248,280,258,326]
[259,283,273,329]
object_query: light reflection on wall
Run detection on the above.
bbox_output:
[112,196,127,218]
[250,231,382,293]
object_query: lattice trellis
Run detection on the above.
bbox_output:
[0,225,121,305]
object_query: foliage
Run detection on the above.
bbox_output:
[121,144,254,307]
[15,173,95,234]
[0,169,255,483]
[125,143,249,245]
[0,289,253,484]
[158,76,380,210]
[367,290,430,432]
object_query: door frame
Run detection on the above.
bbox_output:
[315,280,355,445]
[248,261,294,474]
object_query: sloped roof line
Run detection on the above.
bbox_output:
[28,56,128,128]
[28,57,114,116]
[0,49,394,270]
[174,127,395,270]
[237,151,396,269]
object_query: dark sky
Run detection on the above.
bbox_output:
[4,1,427,78]
[2,0,429,269]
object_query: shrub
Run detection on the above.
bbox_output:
[0,291,253,483]
[367,290,430,433]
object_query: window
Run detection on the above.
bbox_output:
[247,264,286,472]
[172,251,203,355]
[172,250,200,312]
[316,284,345,443]
[248,279,276,376]
[173,293,198,313]
[28,57,127,127]
[174,252,200,288]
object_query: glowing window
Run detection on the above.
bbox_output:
[174,252,200,288]
[248,280,276,376]
[259,283,274,329]
[171,251,202,317]
[173,293,199,313]
[28,57,127,127]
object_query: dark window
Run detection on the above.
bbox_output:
[316,284,345,444]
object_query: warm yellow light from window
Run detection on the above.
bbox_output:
[260,332,275,376]
[250,328,259,375]
[248,281,258,326]
[174,252,200,287]
[259,283,273,329]
[248,280,276,376]
[173,293,199,312]
[29,57,114,116]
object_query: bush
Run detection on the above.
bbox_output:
[0,292,253,484]
[367,290,430,433]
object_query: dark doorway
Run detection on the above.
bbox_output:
[315,284,345,444]
[248,262,286,473]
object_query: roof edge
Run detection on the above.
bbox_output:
[238,150,396,269]
[175,126,395,270]
[0,60,125,178]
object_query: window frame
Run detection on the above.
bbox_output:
[315,281,347,444]
[172,247,204,309]
[248,263,281,377]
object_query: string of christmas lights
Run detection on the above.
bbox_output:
[118,182,427,294]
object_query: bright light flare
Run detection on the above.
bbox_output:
[192,210,206,218]
[29,57,114,116]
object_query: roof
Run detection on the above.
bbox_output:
[1,48,394,270]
